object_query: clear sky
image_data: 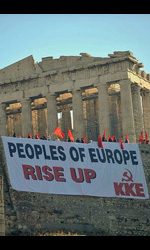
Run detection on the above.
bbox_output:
[0,14,150,72]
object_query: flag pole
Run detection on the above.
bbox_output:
[67,129,68,142]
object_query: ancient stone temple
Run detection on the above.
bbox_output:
[0,51,150,143]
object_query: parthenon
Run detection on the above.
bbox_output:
[0,50,150,142]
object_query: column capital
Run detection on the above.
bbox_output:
[72,87,82,93]
[141,88,150,94]
[20,97,32,104]
[46,92,57,100]
[97,82,109,92]
[119,78,132,86]
[0,102,7,108]
[46,92,56,96]
[131,82,142,90]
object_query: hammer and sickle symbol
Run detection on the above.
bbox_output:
[122,169,133,182]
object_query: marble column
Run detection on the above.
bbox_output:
[120,79,136,143]
[21,98,33,137]
[97,82,110,137]
[72,88,85,140]
[46,93,58,137]
[62,104,71,139]
[38,109,47,137]
[142,90,150,137]
[131,84,144,142]
[0,103,7,136]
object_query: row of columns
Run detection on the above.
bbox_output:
[98,79,146,142]
[0,78,150,142]
[97,78,147,142]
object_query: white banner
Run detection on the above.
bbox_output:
[2,136,149,199]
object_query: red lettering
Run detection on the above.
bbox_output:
[84,169,96,183]
[22,164,37,180]
[70,168,96,183]
[114,182,126,196]
[70,168,84,183]
[42,166,54,181]
[135,183,145,197]
[124,183,136,196]
[53,167,66,182]
[114,182,145,197]
[35,165,43,180]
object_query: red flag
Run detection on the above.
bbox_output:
[138,131,143,143]
[126,134,129,140]
[83,135,87,143]
[145,132,149,144]
[103,129,106,138]
[53,127,65,139]
[36,132,40,139]
[28,132,32,138]
[111,135,115,142]
[98,135,103,148]
[120,137,124,150]
[68,129,74,141]
[125,134,129,143]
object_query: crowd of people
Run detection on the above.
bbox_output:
[12,130,149,144]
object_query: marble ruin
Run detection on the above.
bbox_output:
[0,51,150,143]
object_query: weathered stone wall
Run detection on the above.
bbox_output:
[0,137,150,236]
